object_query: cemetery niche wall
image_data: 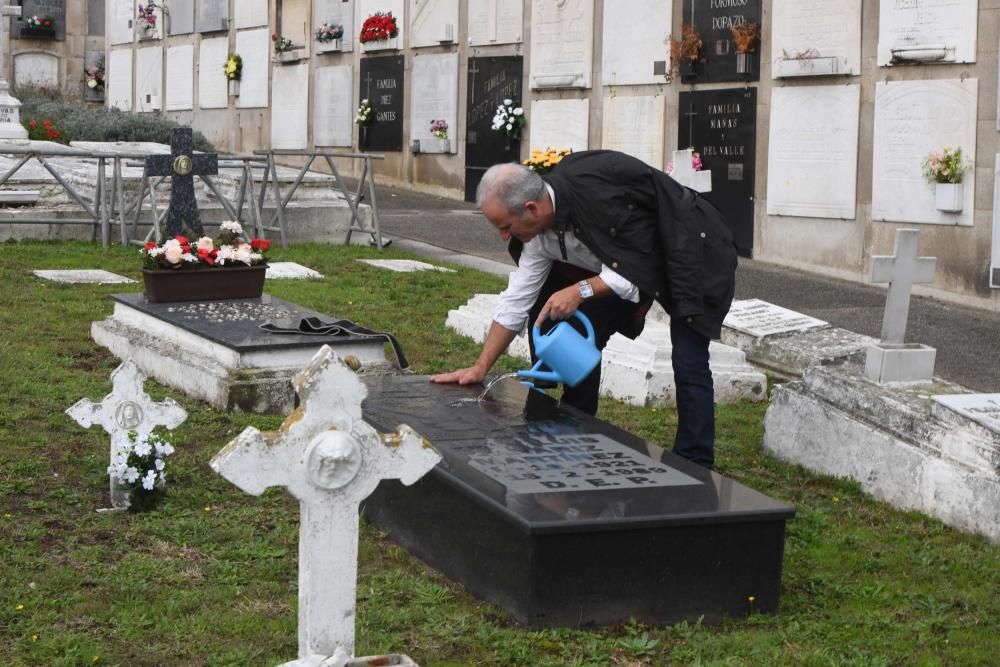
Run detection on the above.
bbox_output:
[13,0,66,41]
[464,56,522,202]
[359,55,404,151]
[771,0,862,78]
[681,0,762,83]
[361,375,795,627]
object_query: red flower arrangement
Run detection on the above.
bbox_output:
[359,12,399,44]
[141,222,270,270]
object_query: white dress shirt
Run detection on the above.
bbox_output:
[493,184,640,333]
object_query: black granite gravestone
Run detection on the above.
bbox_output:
[464,56,523,202]
[679,87,757,258]
[681,0,762,83]
[145,127,218,238]
[359,56,404,152]
[13,0,65,40]
[362,375,794,627]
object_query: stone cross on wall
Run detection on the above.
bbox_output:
[66,359,187,509]
[0,2,28,142]
[211,346,441,665]
[145,127,218,238]
[869,228,936,344]
[668,148,712,193]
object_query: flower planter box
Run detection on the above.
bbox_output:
[362,36,398,52]
[142,265,267,303]
[316,38,342,53]
[418,137,450,154]
[274,51,302,64]
[20,27,56,39]
[775,57,839,78]
[935,182,964,213]
[228,79,240,97]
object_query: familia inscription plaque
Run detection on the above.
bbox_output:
[359,55,404,151]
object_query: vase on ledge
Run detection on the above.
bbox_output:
[935,182,963,213]
[142,265,267,303]
[228,79,240,96]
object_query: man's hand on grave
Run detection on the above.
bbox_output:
[429,366,487,385]
[536,285,583,326]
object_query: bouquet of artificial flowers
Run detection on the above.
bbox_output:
[491,99,525,140]
[430,119,448,140]
[355,99,373,126]
[523,147,571,175]
[316,22,344,43]
[142,221,270,270]
[108,429,175,511]
[224,54,242,81]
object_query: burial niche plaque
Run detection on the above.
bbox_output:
[464,56,522,201]
[682,0,762,83]
[359,56,404,152]
[14,0,65,40]
[361,375,794,627]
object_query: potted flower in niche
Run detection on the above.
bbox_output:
[140,221,272,302]
[670,24,703,78]
[136,0,159,39]
[729,21,759,75]
[922,147,970,213]
[22,15,56,39]
[315,21,345,51]
[429,119,449,153]
[355,98,373,149]
[272,34,298,63]
[524,147,572,175]
[491,98,525,153]
[224,53,242,96]
[359,12,399,50]
[85,59,106,100]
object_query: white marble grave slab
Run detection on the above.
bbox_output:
[872,79,977,226]
[34,270,136,284]
[198,36,229,110]
[196,0,230,33]
[933,394,1000,435]
[236,29,271,109]
[409,0,458,47]
[314,0,355,52]
[271,63,310,150]
[168,0,195,35]
[723,299,828,337]
[315,66,354,147]
[601,0,671,86]
[109,0,133,46]
[410,53,458,154]
[14,53,59,88]
[601,95,664,169]
[993,155,1000,289]
[468,0,522,46]
[359,259,455,273]
[279,0,311,54]
[166,45,194,111]
[235,0,268,29]
[135,46,163,113]
[529,0,593,90]
[767,85,860,219]
[358,0,405,52]
[877,0,978,66]
[528,99,589,153]
[266,262,325,279]
[108,49,133,111]
[772,0,861,78]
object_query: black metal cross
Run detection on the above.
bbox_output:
[145,127,218,238]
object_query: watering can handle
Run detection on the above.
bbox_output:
[531,310,597,344]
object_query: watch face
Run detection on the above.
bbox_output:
[579,281,593,299]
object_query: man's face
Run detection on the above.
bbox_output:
[481,197,546,243]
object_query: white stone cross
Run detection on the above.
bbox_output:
[869,228,936,344]
[66,359,187,509]
[667,148,712,193]
[211,346,441,666]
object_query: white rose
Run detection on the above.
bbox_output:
[196,237,214,252]
[164,245,183,264]
[513,108,523,116]
[503,98,512,105]
[506,123,513,131]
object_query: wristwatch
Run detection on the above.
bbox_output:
[578,280,594,300]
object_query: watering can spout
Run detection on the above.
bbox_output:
[517,361,560,384]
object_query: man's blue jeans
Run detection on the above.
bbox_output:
[670,317,715,468]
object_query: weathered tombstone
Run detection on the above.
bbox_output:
[601,95,664,168]
[468,0,522,46]
[772,0,861,78]
[198,36,228,109]
[678,87,757,256]
[66,359,187,509]
[877,0,977,66]
[314,65,354,147]
[0,1,28,142]
[107,49,132,111]
[144,127,219,238]
[13,52,59,88]
[681,0,762,82]
[409,0,458,47]
[529,0,593,90]
[235,28,270,109]
[864,229,937,384]
[358,56,404,151]
[601,0,669,86]
[357,0,404,52]
[271,63,309,149]
[12,0,65,40]
[135,45,163,112]
[528,98,589,153]
[168,0,195,35]
[464,55,522,201]
[211,346,440,664]
[313,0,355,52]
[235,0,268,29]
[166,45,194,111]
[410,52,458,154]
[195,0,229,33]
[108,0,132,46]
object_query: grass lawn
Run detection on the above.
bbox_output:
[1,240,997,666]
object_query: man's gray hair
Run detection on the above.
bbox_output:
[476,162,545,214]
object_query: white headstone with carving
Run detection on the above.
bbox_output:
[877,0,978,66]
[772,0,862,77]
[468,0,522,46]
[409,0,458,47]
[529,0,593,90]
[211,346,441,665]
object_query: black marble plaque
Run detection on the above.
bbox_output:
[362,375,794,626]
[679,87,757,257]
[681,0,762,83]
[359,56,404,152]
[112,293,380,353]
[464,56,523,202]
[13,0,66,41]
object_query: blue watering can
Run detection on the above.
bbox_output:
[517,311,601,388]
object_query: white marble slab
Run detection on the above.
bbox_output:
[468,0,522,46]
[271,63,310,150]
[994,155,1000,288]
[236,29,271,109]
[13,53,59,88]
[877,0,978,66]
[135,46,163,113]
[34,270,136,284]
[723,299,828,337]
[196,0,230,33]
[601,95,664,169]
[359,259,455,273]
[357,0,405,52]
[409,0,458,47]
[314,0,355,52]
[872,79,977,226]
[168,0,195,35]
[279,0,311,53]
[933,394,1000,435]
[109,0,133,46]
[108,49,133,111]
[767,84,860,219]
[528,99,589,153]
[315,66,354,147]
[601,0,671,86]
[266,262,325,279]
[235,0,269,29]
[529,0,593,90]
[198,36,229,110]
[772,0,862,78]
[166,45,194,111]
[410,53,458,154]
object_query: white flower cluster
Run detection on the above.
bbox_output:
[108,431,175,492]
[491,98,524,136]
[355,99,373,126]
[220,220,243,234]
[146,238,198,265]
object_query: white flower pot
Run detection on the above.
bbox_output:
[363,36,398,52]
[935,182,963,213]
[274,50,301,64]
[426,138,450,153]
[228,79,240,97]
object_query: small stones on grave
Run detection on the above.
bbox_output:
[166,300,296,324]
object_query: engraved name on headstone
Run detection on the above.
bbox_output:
[877,0,978,66]
[13,0,65,39]
[682,0,762,83]
[723,299,828,338]
[359,56,404,151]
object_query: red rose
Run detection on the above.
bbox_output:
[29,120,36,128]
[144,241,157,251]
[197,248,215,266]
[251,238,271,252]
[43,20,51,27]
[272,33,278,41]
[174,235,189,244]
